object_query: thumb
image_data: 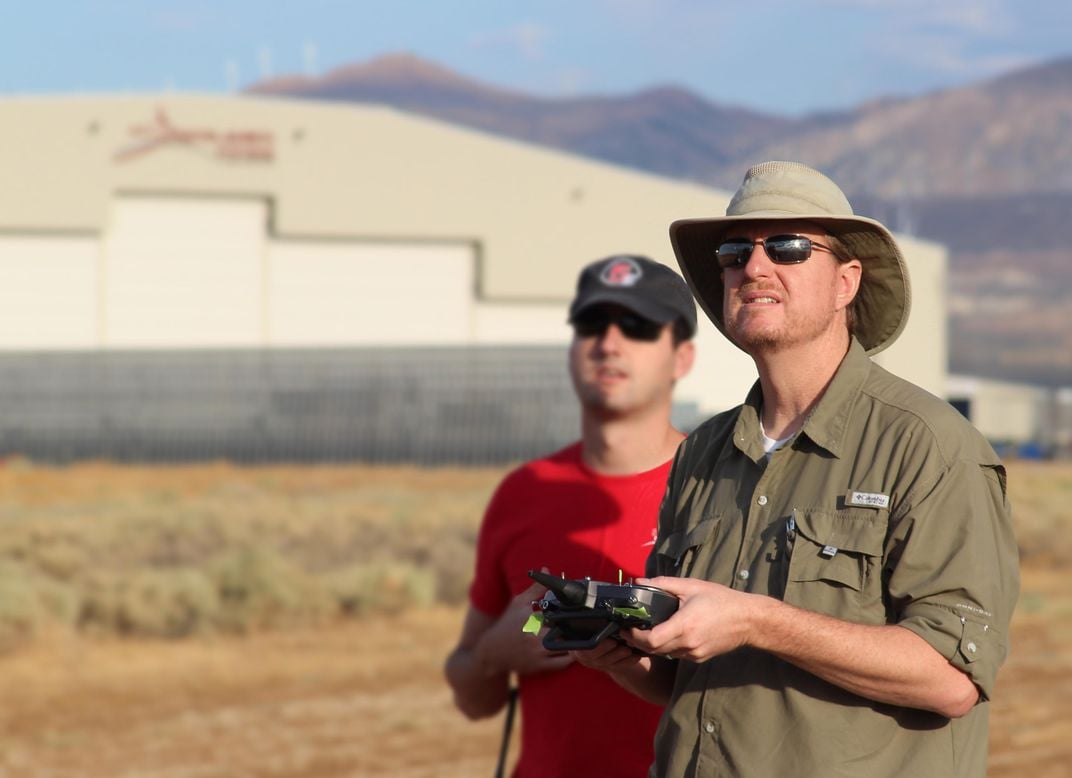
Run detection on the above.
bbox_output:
[637,576,691,598]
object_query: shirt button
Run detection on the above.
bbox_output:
[738,569,750,581]
[757,495,768,506]
[704,720,715,734]
[967,642,977,653]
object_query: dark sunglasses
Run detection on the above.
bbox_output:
[571,309,664,342]
[716,234,838,269]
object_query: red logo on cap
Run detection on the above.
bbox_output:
[600,257,642,287]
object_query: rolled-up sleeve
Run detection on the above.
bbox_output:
[888,458,1020,699]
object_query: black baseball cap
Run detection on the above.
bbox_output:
[568,255,697,338]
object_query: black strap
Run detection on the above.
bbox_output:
[494,685,519,778]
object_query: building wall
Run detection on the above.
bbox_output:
[0,235,100,348]
[267,239,476,346]
[1054,389,1072,457]
[0,94,949,422]
[872,237,947,400]
[947,374,1049,446]
[104,195,265,347]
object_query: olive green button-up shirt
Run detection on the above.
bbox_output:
[647,339,1019,778]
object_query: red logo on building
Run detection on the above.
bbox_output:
[113,108,275,163]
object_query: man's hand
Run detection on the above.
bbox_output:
[621,576,758,663]
[570,637,652,674]
[614,576,981,717]
[477,575,574,676]
[446,573,575,720]
[569,637,676,707]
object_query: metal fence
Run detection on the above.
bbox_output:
[0,345,643,465]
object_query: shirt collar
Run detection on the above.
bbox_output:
[732,382,768,463]
[799,337,871,458]
[733,337,872,461]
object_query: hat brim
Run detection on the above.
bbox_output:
[669,212,911,355]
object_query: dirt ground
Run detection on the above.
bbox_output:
[1,571,1069,778]
[0,607,506,778]
[0,460,1068,776]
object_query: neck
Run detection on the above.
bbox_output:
[752,333,850,440]
[580,404,683,476]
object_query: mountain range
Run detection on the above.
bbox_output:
[249,53,1072,387]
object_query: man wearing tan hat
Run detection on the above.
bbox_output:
[574,162,1019,777]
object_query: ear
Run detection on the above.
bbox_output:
[672,339,696,381]
[835,259,862,313]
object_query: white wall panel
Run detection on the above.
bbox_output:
[873,239,947,398]
[104,196,265,347]
[679,325,760,418]
[473,304,570,344]
[0,235,99,348]
[267,241,473,345]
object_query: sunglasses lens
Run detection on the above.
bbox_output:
[572,310,662,341]
[572,311,609,338]
[716,240,753,269]
[717,235,818,267]
[616,314,663,342]
[765,236,813,263]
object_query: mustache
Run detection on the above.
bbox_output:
[737,282,781,295]
[733,282,783,302]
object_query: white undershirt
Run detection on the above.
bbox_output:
[760,420,792,457]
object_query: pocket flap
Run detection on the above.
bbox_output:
[655,518,717,559]
[793,509,885,556]
[792,552,866,590]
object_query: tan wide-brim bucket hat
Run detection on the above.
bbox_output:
[669,160,911,355]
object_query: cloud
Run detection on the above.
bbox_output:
[811,0,1036,82]
[816,0,1011,35]
[149,3,219,33]
[469,21,551,60]
[909,45,1033,79]
[904,46,1034,80]
[912,3,1011,37]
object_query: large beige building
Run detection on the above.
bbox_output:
[0,94,948,430]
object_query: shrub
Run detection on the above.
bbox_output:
[211,546,334,632]
[0,561,41,648]
[80,568,220,638]
[0,561,79,649]
[327,561,437,615]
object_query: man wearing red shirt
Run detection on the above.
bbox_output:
[445,254,697,777]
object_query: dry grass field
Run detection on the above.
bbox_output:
[0,460,1068,777]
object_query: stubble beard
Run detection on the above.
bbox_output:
[726,301,838,354]
[577,382,634,420]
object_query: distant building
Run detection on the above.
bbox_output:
[1052,388,1072,459]
[946,374,1056,457]
[0,95,949,462]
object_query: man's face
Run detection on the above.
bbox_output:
[568,304,692,418]
[720,222,861,355]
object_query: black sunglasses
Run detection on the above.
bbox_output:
[716,234,838,269]
[571,309,664,342]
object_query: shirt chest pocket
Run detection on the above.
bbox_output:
[785,508,887,623]
[654,518,718,578]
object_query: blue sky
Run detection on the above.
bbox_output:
[3,0,1070,115]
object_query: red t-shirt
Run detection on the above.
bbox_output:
[469,443,670,778]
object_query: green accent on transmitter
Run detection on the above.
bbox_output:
[522,612,545,635]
